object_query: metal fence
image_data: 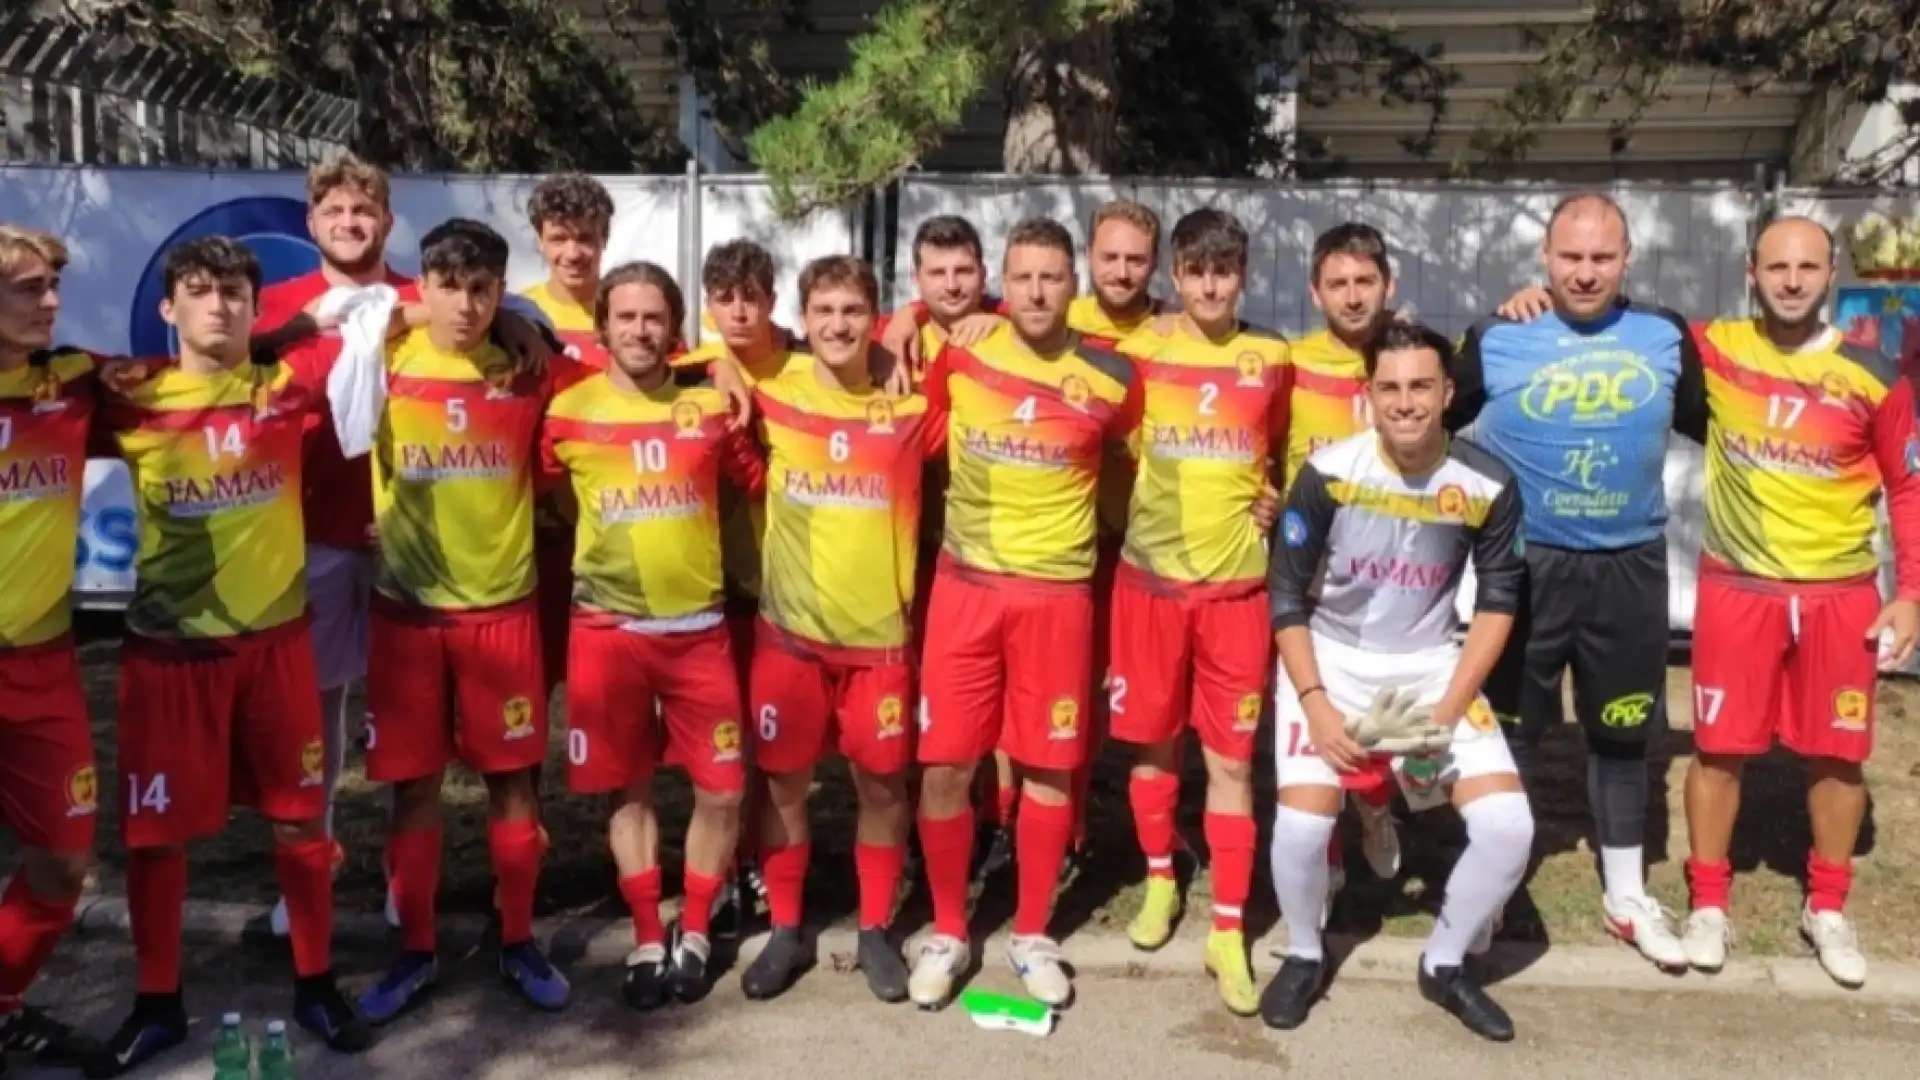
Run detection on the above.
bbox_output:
[0,12,355,168]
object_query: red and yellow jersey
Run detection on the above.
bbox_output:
[671,338,809,601]
[1069,295,1166,537]
[1697,319,1920,592]
[258,267,419,552]
[1115,321,1289,593]
[103,359,315,641]
[1282,328,1368,494]
[540,374,762,623]
[927,324,1141,583]
[755,364,947,658]
[0,350,98,648]
[521,281,609,370]
[373,330,564,613]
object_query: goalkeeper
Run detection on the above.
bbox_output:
[1260,321,1534,1043]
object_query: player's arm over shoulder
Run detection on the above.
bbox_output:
[1444,316,1505,433]
[1450,438,1525,615]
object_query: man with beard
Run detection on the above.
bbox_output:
[540,261,759,1009]
[1503,217,1920,987]
[253,155,420,937]
[1450,193,1704,973]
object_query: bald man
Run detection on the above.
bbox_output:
[1494,215,1920,990]
[1448,193,1705,973]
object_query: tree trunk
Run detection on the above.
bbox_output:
[1001,21,1118,174]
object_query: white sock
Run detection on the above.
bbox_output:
[1600,845,1646,908]
[1271,805,1337,961]
[1425,791,1533,974]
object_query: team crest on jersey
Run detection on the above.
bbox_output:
[1060,375,1091,412]
[501,696,536,740]
[1234,694,1262,732]
[866,398,896,434]
[672,400,706,439]
[875,695,906,739]
[482,363,517,399]
[66,765,97,818]
[1235,350,1266,387]
[1819,371,1852,405]
[299,738,325,787]
[1048,697,1081,740]
[1831,687,1870,731]
[1435,484,1468,518]
[711,720,743,762]
[1281,510,1308,548]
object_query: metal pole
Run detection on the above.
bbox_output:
[682,156,701,346]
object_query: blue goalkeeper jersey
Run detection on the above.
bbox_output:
[1446,302,1706,551]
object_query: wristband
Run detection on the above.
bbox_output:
[1296,685,1326,703]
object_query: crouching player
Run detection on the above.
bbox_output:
[541,261,760,1008]
[740,256,945,1004]
[1261,322,1533,1042]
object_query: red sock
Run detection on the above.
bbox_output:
[489,819,543,946]
[274,837,335,977]
[760,842,810,930]
[0,875,77,1003]
[855,842,905,930]
[388,827,442,954]
[1014,795,1073,938]
[917,811,975,940]
[128,850,186,994]
[1686,857,1733,913]
[1807,852,1852,914]
[1204,811,1256,933]
[1129,772,1180,879]
[619,869,664,948]
[681,870,724,939]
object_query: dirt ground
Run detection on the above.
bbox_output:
[29,614,1920,960]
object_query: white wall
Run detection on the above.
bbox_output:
[894,176,1758,337]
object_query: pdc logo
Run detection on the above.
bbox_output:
[129,196,320,356]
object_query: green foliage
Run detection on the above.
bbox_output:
[70,0,684,172]
[746,0,1141,217]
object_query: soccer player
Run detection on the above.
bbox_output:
[1284,223,1407,904]
[1263,321,1532,1042]
[0,226,116,1072]
[356,220,578,1024]
[541,261,760,1009]
[253,153,420,937]
[522,172,617,711]
[1502,219,1920,987]
[94,238,371,1073]
[1449,193,1704,971]
[1109,208,1287,1015]
[738,256,945,1004]
[908,218,1141,1009]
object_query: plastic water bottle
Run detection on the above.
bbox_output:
[211,1012,251,1080]
[257,1019,295,1080]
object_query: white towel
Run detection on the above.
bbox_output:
[313,284,399,460]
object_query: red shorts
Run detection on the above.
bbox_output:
[535,530,574,696]
[0,638,97,853]
[1108,571,1270,761]
[918,563,1093,772]
[117,621,326,848]
[1691,568,1882,764]
[565,619,745,795]
[365,598,548,782]
[750,622,914,776]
